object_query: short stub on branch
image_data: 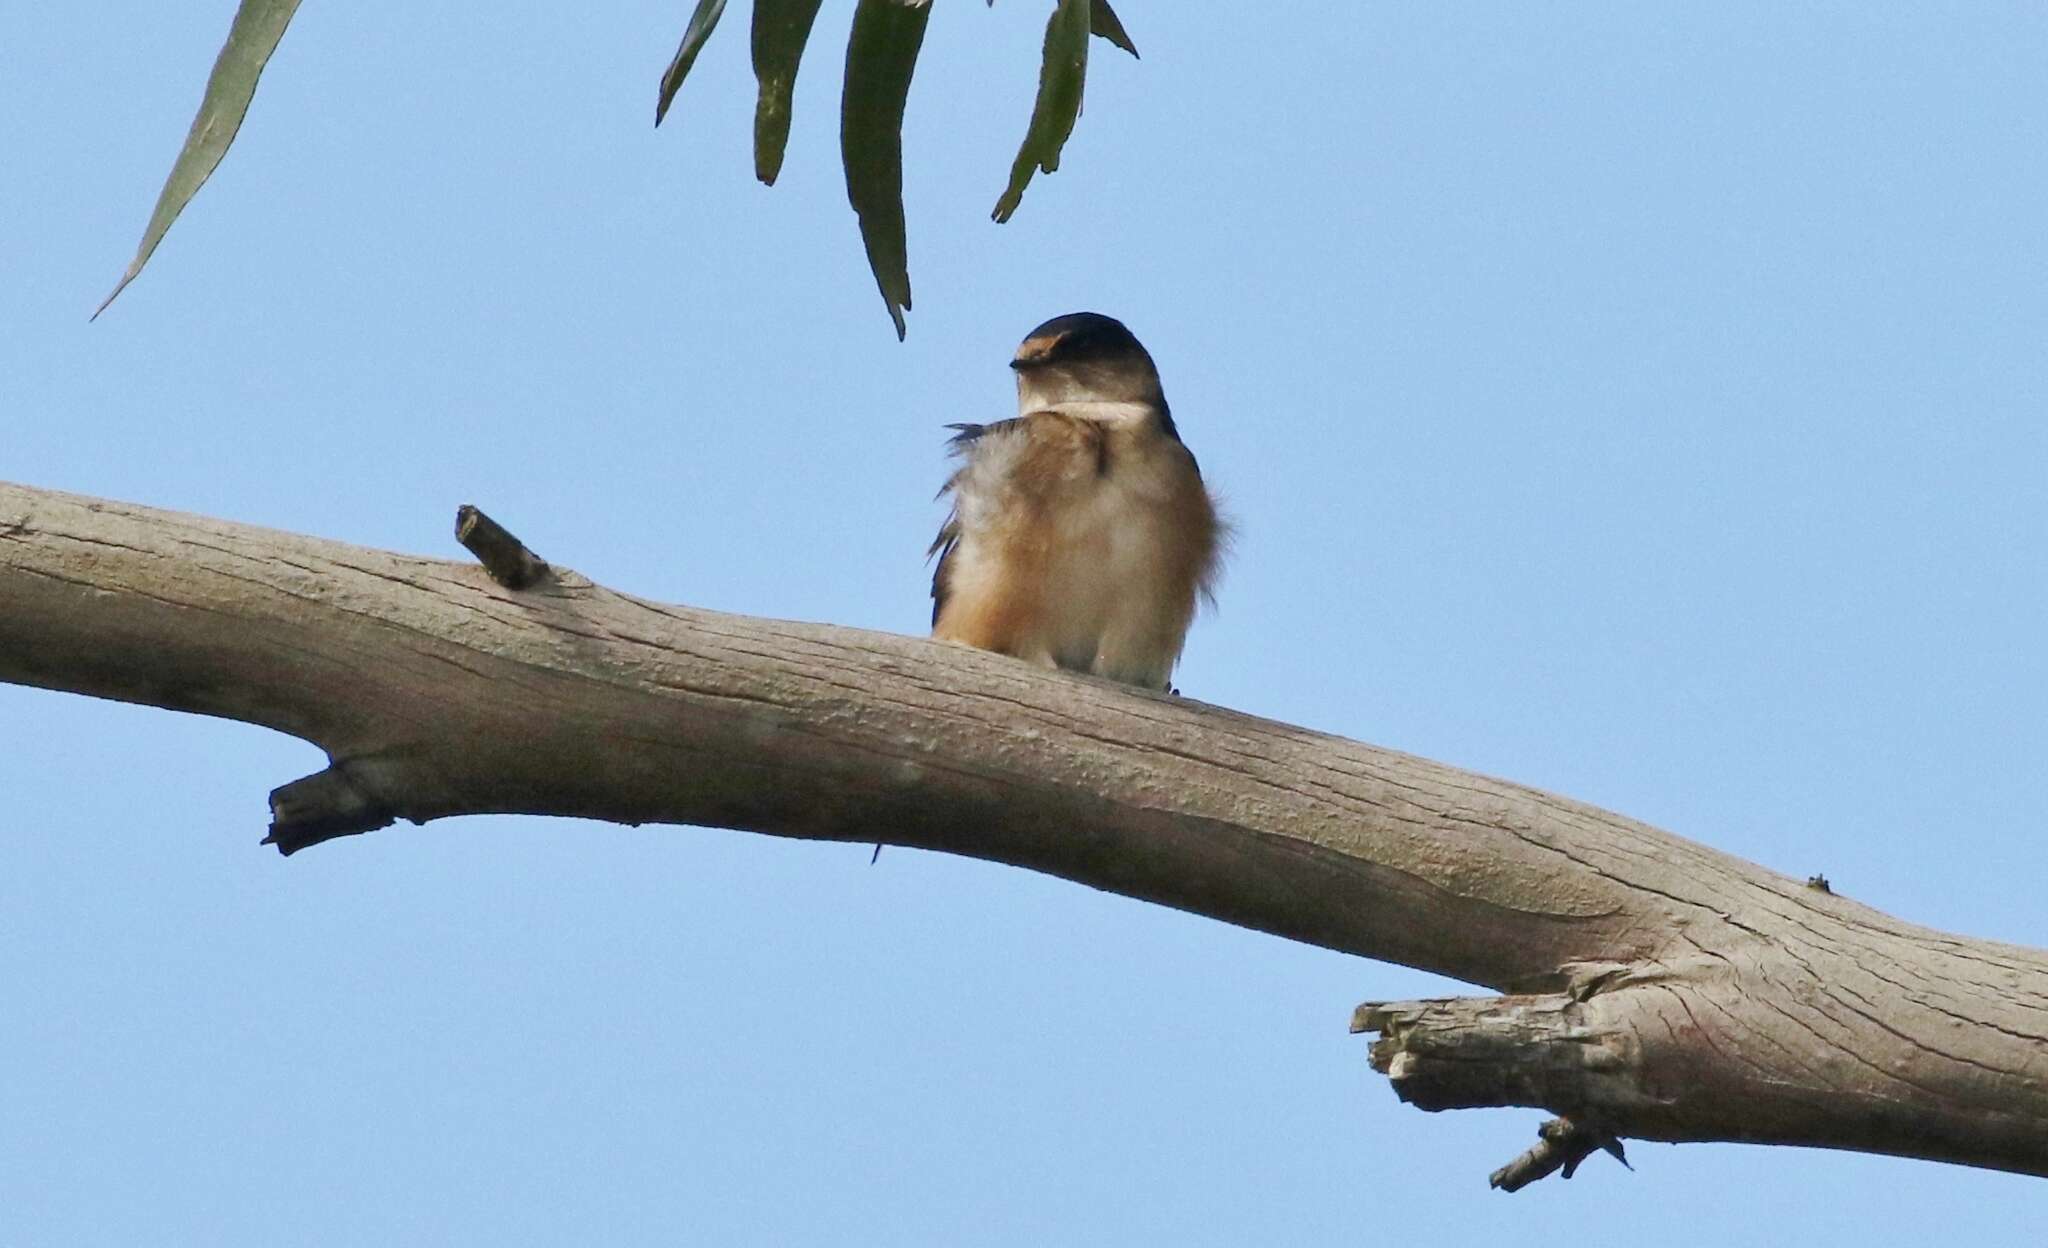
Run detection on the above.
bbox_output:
[265,764,398,856]
[455,504,551,590]
[1489,1117,1630,1192]
[1354,994,1642,1191]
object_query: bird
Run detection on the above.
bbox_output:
[928,312,1224,692]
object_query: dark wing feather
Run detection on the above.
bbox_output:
[928,507,961,627]
[927,418,1034,626]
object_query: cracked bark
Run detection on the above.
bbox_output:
[2,479,2044,1185]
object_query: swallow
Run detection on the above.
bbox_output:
[928,312,1223,691]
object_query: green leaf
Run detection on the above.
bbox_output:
[988,1,1139,57]
[841,0,931,340]
[94,0,302,320]
[1089,0,1139,59]
[992,0,1089,224]
[655,0,731,127]
[752,0,827,185]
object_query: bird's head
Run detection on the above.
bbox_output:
[1010,312,1165,412]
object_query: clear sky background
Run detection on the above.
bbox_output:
[6,3,2046,1243]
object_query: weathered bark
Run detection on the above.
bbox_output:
[3,479,2044,1183]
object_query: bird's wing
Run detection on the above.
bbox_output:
[929,422,1000,626]
[927,413,1102,628]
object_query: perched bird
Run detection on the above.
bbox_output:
[928,312,1223,691]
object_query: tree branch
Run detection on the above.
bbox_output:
[3,479,2044,1183]
[1486,1118,1630,1192]
[453,503,550,590]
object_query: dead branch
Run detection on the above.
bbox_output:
[2,478,2044,1185]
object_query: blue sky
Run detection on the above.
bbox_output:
[5,3,2046,1243]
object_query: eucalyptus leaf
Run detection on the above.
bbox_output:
[752,0,828,185]
[655,0,730,127]
[1090,0,1139,59]
[989,0,1139,58]
[992,0,1088,223]
[95,0,302,320]
[841,0,931,339]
